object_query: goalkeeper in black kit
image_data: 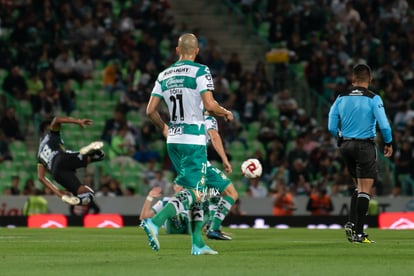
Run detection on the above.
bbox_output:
[37,116,105,206]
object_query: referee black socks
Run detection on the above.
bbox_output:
[356,192,371,234]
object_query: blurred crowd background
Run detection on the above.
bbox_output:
[0,0,413,212]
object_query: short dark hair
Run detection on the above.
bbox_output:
[353,63,371,82]
[39,120,52,135]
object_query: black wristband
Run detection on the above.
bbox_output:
[385,142,392,147]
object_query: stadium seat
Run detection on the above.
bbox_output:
[265,103,279,121]
[228,140,247,160]
[0,161,20,188]
[151,139,166,161]
[247,121,261,140]
[9,141,28,162]
[230,159,247,196]
[246,140,266,157]
[76,88,95,102]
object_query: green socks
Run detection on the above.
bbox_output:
[191,202,205,247]
[210,196,235,231]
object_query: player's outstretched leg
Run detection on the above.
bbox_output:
[140,218,160,251]
[80,141,104,155]
[88,149,105,162]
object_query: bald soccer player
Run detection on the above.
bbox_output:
[141,33,234,255]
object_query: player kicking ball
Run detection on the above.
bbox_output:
[37,116,105,206]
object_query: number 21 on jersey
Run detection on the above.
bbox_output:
[169,94,184,121]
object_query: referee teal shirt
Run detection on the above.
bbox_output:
[328,86,392,144]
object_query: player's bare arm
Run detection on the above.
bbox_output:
[37,164,64,197]
[146,96,168,138]
[50,116,93,130]
[202,91,233,121]
[208,128,232,173]
[37,164,81,205]
[139,187,162,220]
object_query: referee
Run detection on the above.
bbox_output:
[328,63,393,243]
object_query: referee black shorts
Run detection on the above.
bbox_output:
[51,152,88,195]
[339,139,378,179]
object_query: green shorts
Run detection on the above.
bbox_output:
[206,164,231,193]
[167,143,207,191]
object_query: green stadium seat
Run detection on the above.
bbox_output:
[76,89,95,101]
[76,100,95,113]
[0,161,20,189]
[94,89,113,102]
[258,21,270,39]
[229,140,247,160]
[151,139,166,161]
[9,140,27,162]
[247,121,261,140]
[265,103,279,121]
[246,140,266,157]
[82,80,95,91]
[94,60,105,71]
[127,111,143,127]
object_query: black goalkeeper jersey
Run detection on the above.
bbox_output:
[37,129,67,171]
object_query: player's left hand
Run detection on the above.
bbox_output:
[162,124,168,138]
[223,160,232,174]
[79,119,93,128]
[149,187,162,198]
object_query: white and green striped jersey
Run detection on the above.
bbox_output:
[204,114,219,167]
[151,60,214,145]
[204,114,218,145]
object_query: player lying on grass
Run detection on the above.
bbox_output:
[140,185,192,234]
[140,185,234,235]
[37,116,105,206]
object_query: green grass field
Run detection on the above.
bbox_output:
[0,227,413,276]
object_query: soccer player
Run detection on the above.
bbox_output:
[141,33,233,255]
[37,116,105,206]
[140,185,190,234]
[204,112,238,240]
[328,63,393,243]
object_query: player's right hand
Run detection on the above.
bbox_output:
[384,144,393,158]
[223,159,232,174]
[79,118,93,128]
[225,111,234,122]
[61,195,81,205]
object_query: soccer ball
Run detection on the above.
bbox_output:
[241,158,263,178]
